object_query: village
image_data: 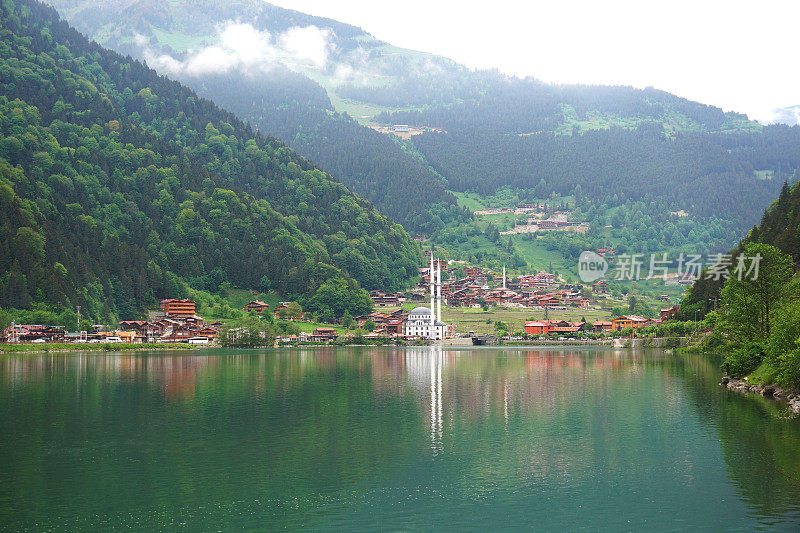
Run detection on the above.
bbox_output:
[1,250,682,346]
[469,203,590,235]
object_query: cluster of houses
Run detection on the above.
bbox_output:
[116,299,221,344]
[415,263,593,310]
[524,307,681,338]
[1,299,222,345]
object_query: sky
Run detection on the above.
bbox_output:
[269,0,799,123]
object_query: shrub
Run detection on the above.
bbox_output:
[722,342,765,377]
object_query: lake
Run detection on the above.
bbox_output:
[1,347,799,530]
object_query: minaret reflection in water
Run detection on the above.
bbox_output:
[404,346,445,455]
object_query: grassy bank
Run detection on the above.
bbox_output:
[0,343,196,354]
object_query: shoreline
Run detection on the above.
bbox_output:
[721,376,800,414]
[0,343,197,355]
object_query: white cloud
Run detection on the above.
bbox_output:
[141,21,334,77]
[278,25,333,68]
[268,0,800,123]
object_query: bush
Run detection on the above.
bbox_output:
[776,349,800,389]
[722,342,765,377]
[663,337,681,349]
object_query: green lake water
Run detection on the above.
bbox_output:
[1,347,800,531]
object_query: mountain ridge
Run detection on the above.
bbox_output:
[0,0,419,320]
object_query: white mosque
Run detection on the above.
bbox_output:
[404,254,452,340]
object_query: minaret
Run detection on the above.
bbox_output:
[503,265,506,289]
[429,253,435,328]
[436,260,442,323]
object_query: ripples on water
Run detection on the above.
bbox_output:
[1,347,799,530]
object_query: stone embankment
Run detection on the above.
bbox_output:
[721,376,800,414]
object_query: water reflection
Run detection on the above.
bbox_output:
[1,347,799,530]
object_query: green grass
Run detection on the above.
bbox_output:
[748,361,781,387]
[452,191,488,212]
[381,305,608,335]
[222,289,280,311]
[150,27,212,53]
[511,237,573,277]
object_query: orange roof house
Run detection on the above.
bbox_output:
[525,321,552,335]
[160,299,196,317]
[611,315,649,331]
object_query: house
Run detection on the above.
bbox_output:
[97,330,136,343]
[593,321,613,333]
[310,328,338,342]
[660,306,679,321]
[611,316,650,331]
[160,299,196,317]
[592,281,609,293]
[538,220,557,230]
[524,321,552,335]
[273,302,303,319]
[2,325,65,343]
[370,291,404,307]
[243,300,270,314]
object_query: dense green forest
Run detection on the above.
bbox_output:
[44,0,800,258]
[682,181,800,318]
[677,181,800,388]
[379,79,796,255]
[0,0,420,321]
[191,71,467,231]
[45,0,468,232]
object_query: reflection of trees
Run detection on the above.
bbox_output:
[0,350,425,529]
[1,349,799,529]
[669,353,800,520]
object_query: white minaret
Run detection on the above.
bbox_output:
[429,253,435,327]
[503,265,506,289]
[436,260,442,323]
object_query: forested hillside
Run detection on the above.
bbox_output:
[43,0,800,260]
[45,0,467,231]
[379,80,797,254]
[682,180,800,318]
[0,0,420,321]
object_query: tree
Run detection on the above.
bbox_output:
[719,243,793,344]
[363,319,375,332]
[341,310,353,329]
[219,316,275,347]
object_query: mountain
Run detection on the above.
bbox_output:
[0,0,420,321]
[770,105,800,126]
[42,0,468,232]
[680,179,800,319]
[42,0,800,259]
